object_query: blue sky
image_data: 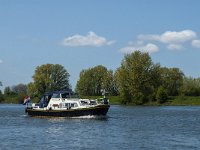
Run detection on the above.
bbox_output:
[1,0,200,90]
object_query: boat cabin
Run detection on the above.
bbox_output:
[30,91,100,110]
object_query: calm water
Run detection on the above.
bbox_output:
[0,104,200,150]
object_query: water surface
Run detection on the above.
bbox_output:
[0,104,200,150]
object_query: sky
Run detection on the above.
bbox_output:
[1,0,200,90]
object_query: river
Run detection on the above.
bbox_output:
[0,104,200,150]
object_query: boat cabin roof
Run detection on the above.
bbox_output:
[44,91,72,98]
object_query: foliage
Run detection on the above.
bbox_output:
[115,51,161,104]
[156,86,168,104]
[4,86,12,95]
[3,93,26,104]
[76,65,118,96]
[160,67,184,96]
[12,84,27,95]
[28,64,70,98]
[179,77,200,96]
[1,54,200,105]
[167,96,200,106]
[1,84,28,103]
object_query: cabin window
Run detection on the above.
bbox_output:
[71,103,78,108]
[90,100,97,105]
[65,103,70,107]
[65,103,78,108]
[52,93,60,98]
[81,101,88,105]
[61,93,71,98]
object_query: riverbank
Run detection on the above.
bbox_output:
[83,96,200,106]
[1,95,200,106]
[165,96,200,106]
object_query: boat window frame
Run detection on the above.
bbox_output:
[51,93,61,98]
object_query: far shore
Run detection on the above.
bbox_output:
[83,96,200,106]
[1,96,200,106]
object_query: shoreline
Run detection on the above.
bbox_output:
[1,96,200,106]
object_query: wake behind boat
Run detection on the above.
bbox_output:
[25,91,110,117]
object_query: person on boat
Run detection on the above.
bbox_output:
[23,96,31,105]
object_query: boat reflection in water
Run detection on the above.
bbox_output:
[25,91,110,118]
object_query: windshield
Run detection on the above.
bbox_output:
[51,93,60,98]
[61,93,71,98]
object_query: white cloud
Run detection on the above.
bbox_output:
[192,40,200,48]
[137,29,197,50]
[61,31,115,47]
[139,30,197,44]
[0,59,3,64]
[167,44,183,50]
[160,30,196,43]
[120,43,159,54]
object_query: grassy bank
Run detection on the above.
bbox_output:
[1,95,200,106]
[81,95,200,105]
[165,96,200,106]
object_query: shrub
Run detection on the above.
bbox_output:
[156,86,168,104]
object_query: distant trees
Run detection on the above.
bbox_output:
[75,51,194,104]
[1,51,200,105]
[12,84,27,94]
[179,77,200,96]
[4,86,12,95]
[28,64,70,98]
[76,65,118,96]
[115,51,161,104]
[160,67,184,96]
[1,84,28,103]
[4,84,27,95]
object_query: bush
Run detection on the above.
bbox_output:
[134,92,145,105]
[156,86,168,104]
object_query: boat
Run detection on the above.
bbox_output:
[25,91,110,117]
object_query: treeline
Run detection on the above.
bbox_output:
[76,51,200,104]
[1,51,200,104]
[0,84,28,103]
[0,64,70,103]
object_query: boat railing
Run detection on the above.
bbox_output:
[98,98,109,105]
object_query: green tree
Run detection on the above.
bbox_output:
[115,51,161,104]
[12,84,27,94]
[4,86,12,95]
[28,64,70,98]
[179,77,200,96]
[160,67,184,96]
[76,65,117,96]
[156,86,168,104]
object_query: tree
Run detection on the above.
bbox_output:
[179,77,200,96]
[4,86,12,95]
[160,67,184,96]
[115,51,161,104]
[76,65,117,96]
[156,86,168,104]
[12,84,27,94]
[28,64,70,98]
